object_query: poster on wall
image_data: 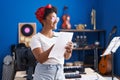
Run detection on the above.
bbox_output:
[18,22,36,47]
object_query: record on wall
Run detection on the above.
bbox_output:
[19,23,36,47]
[21,24,34,37]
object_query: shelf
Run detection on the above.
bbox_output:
[73,47,103,50]
[59,29,105,32]
[60,29,106,68]
[60,29,106,49]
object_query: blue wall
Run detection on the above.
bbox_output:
[97,0,120,76]
[0,0,96,79]
[0,0,120,79]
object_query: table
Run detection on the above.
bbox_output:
[65,68,107,80]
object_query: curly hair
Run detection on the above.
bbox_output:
[35,4,57,24]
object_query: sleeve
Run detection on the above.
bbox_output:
[30,35,41,50]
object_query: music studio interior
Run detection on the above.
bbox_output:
[1,0,120,80]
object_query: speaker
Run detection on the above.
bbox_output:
[18,23,36,47]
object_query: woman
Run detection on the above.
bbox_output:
[30,4,73,80]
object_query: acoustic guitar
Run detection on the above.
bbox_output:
[98,26,117,74]
[98,53,112,74]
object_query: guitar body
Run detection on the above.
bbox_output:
[98,26,117,75]
[98,54,112,74]
[62,14,71,29]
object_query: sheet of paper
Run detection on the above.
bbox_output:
[48,32,73,62]
[112,39,120,53]
[101,37,120,56]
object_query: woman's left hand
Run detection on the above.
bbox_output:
[65,41,73,54]
[64,41,73,60]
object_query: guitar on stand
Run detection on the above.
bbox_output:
[98,26,117,75]
[98,52,112,74]
[61,6,71,29]
[100,36,120,80]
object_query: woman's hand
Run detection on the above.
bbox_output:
[64,41,73,60]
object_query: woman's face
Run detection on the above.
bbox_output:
[43,12,57,29]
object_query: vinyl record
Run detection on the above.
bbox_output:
[18,23,36,47]
[21,24,34,37]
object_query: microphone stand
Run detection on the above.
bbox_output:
[111,51,114,80]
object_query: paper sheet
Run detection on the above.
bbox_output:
[48,32,73,61]
[101,37,120,56]
[112,38,120,53]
